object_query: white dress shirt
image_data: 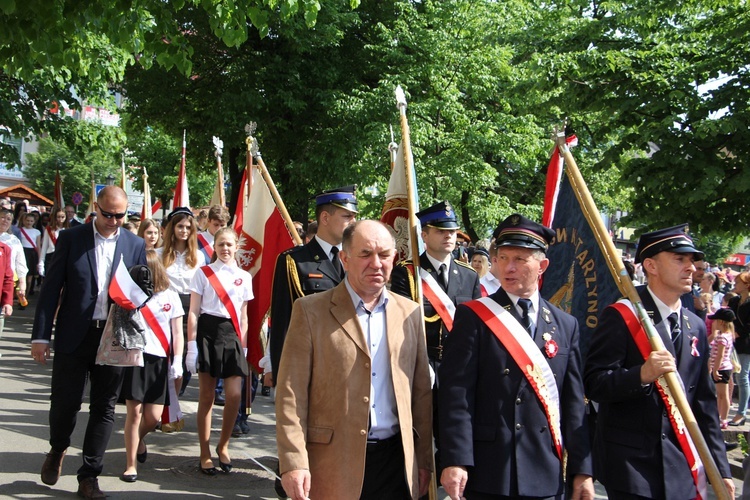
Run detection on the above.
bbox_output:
[189,260,253,318]
[157,247,207,295]
[344,279,399,440]
[504,289,541,335]
[92,224,120,320]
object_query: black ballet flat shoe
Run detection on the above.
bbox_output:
[120,473,138,483]
[219,461,233,473]
[728,417,746,427]
[200,465,218,476]
[136,444,147,464]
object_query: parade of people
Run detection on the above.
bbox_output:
[2,2,749,498]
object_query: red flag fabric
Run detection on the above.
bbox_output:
[236,167,294,371]
[108,256,149,310]
[380,141,411,263]
[172,131,189,208]
[54,171,64,208]
[541,134,577,227]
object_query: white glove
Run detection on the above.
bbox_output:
[186,341,199,374]
[170,359,183,380]
[37,263,44,277]
[243,347,248,358]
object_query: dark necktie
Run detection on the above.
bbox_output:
[668,312,682,345]
[438,263,448,290]
[517,298,533,336]
[331,246,344,279]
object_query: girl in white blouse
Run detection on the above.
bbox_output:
[186,228,253,475]
[37,208,68,277]
[156,208,206,431]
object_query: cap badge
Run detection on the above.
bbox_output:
[511,215,521,226]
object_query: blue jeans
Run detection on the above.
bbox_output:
[737,353,750,416]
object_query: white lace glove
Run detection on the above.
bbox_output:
[170,359,183,380]
[186,341,199,374]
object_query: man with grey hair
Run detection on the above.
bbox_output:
[276,220,433,499]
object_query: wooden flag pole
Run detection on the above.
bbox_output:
[396,85,437,500]
[244,126,303,247]
[555,132,731,500]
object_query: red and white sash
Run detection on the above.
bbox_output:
[201,266,242,340]
[19,228,37,250]
[197,233,214,259]
[419,267,456,331]
[464,297,563,460]
[480,284,488,297]
[611,300,707,499]
[140,302,171,358]
[46,226,58,246]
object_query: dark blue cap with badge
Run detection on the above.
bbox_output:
[315,185,359,214]
[417,201,459,229]
[493,213,555,253]
[634,224,704,263]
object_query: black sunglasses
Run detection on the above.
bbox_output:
[98,208,127,220]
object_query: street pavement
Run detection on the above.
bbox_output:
[0,294,744,499]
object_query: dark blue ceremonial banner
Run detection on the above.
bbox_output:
[540,172,622,357]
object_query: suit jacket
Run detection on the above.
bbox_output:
[438,289,592,497]
[390,253,480,361]
[275,282,433,499]
[269,237,343,382]
[31,223,147,353]
[584,285,730,498]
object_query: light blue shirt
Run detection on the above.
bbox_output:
[344,278,399,440]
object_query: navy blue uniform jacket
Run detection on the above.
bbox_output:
[31,223,147,353]
[438,289,592,497]
[584,285,730,498]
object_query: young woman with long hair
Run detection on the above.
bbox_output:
[137,218,161,251]
[729,272,750,426]
[156,208,205,432]
[37,207,69,278]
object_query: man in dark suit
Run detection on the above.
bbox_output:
[31,186,147,499]
[64,204,82,227]
[439,214,594,499]
[584,224,733,499]
[268,185,358,385]
[390,201,480,475]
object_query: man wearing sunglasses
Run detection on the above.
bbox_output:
[31,186,147,499]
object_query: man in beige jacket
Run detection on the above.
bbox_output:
[276,220,433,499]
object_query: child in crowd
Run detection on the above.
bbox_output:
[708,308,736,429]
[18,213,40,296]
[186,227,253,475]
[120,250,184,483]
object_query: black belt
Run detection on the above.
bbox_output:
[90,319,107,329]
[366,433,401,449]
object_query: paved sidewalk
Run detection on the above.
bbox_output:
[0,297,280,499]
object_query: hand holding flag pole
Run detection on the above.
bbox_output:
[555,129,731,500]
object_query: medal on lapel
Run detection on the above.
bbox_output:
[543,332,558,358]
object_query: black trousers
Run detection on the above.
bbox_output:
[49,325,125,481]
[360,434,411,500]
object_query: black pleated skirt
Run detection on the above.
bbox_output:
[197,314,248,378]
[121,353,170,405]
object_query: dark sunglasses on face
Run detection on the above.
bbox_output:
[99,208,127,220]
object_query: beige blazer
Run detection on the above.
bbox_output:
[275,282,433,499]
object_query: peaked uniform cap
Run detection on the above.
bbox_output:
[417,201,459,229]
[315,185,359,214]
[493,213,554,253]
[635,224,704,263]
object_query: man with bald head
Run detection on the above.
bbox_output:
[31,186,147,499]
[276,220,433,499]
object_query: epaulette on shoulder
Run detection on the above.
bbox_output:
[396,259,414,268]
[455,259,475,271]
[281,244,306,256]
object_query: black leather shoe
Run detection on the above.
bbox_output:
[200,465,218,476]
[77,477,106,499]
[729,416,746,427]
[137,443,147,463]
[120,473,138,483]
[41,449,66,486]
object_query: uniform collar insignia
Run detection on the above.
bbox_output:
[503,304,512,311]
[542,307,552,324]
[314,254,320,261]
